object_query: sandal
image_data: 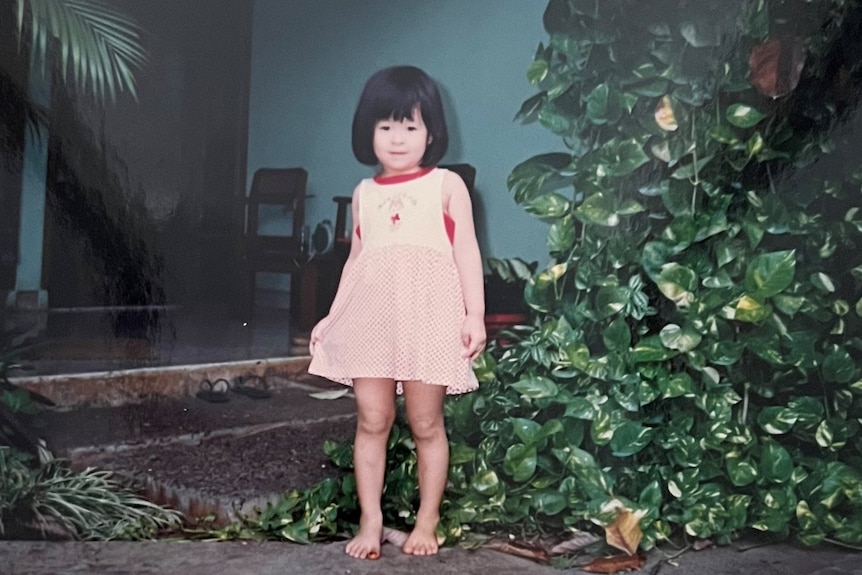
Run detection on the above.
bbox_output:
[196,378,230,403]
[230,375,271,399]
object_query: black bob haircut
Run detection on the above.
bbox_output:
[352,66,449,167]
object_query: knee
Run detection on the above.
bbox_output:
[357,409,395,436]
[408,414,446,443]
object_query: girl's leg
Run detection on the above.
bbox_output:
[347,377,396,559]
[401,380,448,555]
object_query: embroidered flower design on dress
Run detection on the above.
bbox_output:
[379,192,416,232]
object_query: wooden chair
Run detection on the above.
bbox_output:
[242,168,308,319]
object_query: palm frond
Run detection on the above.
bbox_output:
[15,0,148,102]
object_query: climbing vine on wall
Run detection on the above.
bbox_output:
[258,0,862,551]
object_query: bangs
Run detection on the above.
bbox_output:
[370,92,422,123]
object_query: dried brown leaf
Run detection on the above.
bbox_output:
[693,538,715,551]
[484,538,551,564]
[604,510,643,556]
[749,38,805,99]
[549,530,603,555]
[580,553,646,573]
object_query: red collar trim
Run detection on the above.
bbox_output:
[373,166,435,185]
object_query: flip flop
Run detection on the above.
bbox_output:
[196,378,230,403]
[230,375,271,399]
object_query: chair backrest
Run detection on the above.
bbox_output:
[246,168,307,241]
[440,163,476,195]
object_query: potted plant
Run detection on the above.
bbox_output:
[483,257,535,341]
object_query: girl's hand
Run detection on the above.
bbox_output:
[461,315,487,361]
[309,316,330,355]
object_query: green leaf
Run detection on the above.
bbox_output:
[527,58,549,85]
[508,153,572,203]
[548,215,577,253]
[601,138,651,176]
[531,490,568,515]
[726,104,767,128]
[744,250,796,299]
[603,317,632,351]
[655,263,697,306]
[757,407,798,434]
[659,323,702,352]
[471,469,500,495]
[787,397,825,427]
[760,440,793,483]
[21,0,147,103]
[450,444,476,465]
[514,92,546,122]
[708,124,740,144]
[472,352,497,384]
[504,444,538,482]
[735,295,772,323]
[822,346,857,384]
[595,286,630,318]
[680,20,721,47]
[539,108,573,135]
[659,372,695,398]
[575,193,619,227]
[511,418,543,445]
[609,421,655,456]
[512,376,559,398]
[526,193,571,220]
[585,83,611,124]
[726,454,758,486]
[671,154,715,180]
[631,335,679,362]
[810,272,836,293]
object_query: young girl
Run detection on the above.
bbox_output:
[308,66,485,559]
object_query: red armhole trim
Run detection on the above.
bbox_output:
[355,225,361,240]
[444,213,455,244]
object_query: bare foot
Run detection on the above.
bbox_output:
[402,513,440,556]
[345,514,383,560]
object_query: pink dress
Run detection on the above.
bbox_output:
[308,167,479,395]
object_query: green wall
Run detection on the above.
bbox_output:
[248,0,559,265]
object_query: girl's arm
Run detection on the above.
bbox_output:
[445,171,486,360]
[310,184,362,351]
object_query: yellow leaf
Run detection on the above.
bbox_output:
[604,510,643,555]
[655,95,678,131]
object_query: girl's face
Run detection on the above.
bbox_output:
[372,106,429,176]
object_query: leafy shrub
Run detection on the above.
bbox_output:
[259,0,862,549]
[0,447,183,540]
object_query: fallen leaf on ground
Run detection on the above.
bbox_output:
[549,530,603,555]
[580,552,646,573]
[605,509,643,555]
[484,538,551,564]
[693,539,715,551]
[308,389,351,400]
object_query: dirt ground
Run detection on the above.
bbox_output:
[96,416,356,499]
[29,377,359,505]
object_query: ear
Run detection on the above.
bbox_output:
[427,135,433,145]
